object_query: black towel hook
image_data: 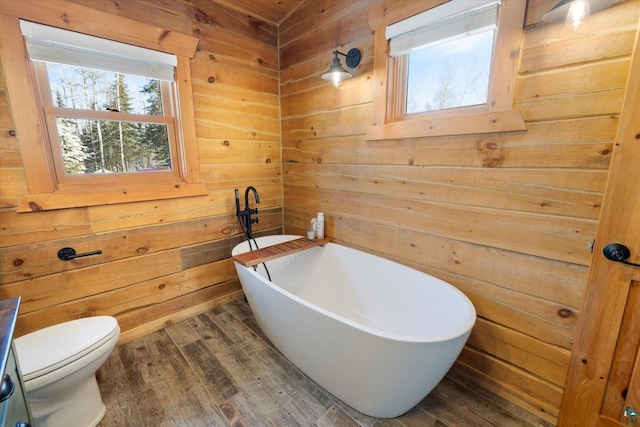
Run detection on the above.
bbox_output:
[58,247,103,261]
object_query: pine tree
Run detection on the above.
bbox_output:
[141,79,171,169]
[102,73,141,172]
[78,69,104,173]
[55,91,87,174]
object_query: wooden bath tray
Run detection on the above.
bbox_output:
[232,237,330,267]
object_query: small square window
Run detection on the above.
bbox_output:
[389,0,500,117]
[406,29,495,114]
[367,0,527,140]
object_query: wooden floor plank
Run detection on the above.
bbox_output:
[188,312,235,352]
[99,349,143,427]
[256,347,336,420]
[392,404,440,427]
[266,399,316,426]
[420,392,498,427]
[164,318,202,348]
[317,405,362,427]
[220,391,269,426]
[428,376,536,427]
[207,308,269,356]
[143,330,224,426]
[118,340,161,396]
[181,339,239,404]
[134,387,170,426]
[242,315,273,346]
[97,299,556,426]
[224,299,253,321]
[446,369,554,427]
[99,374,141,426]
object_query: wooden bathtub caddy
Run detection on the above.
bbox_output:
[232,237,330,267]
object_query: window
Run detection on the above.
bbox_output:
[0,3,205,211]
[388,1,499,115]
[22,21,180,184]
[367,0,527,140]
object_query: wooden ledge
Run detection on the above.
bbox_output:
[17,183,208,212]
[232,237,330,267]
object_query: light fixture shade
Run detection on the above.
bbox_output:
[565,0,590,29]
[321,48,361,87]
[321,55,352,87]
[542,0,621,30]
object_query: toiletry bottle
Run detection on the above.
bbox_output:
[316,212,324,239]
[310,218,317,239]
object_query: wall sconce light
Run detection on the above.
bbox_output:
[321,48,361,87]
[543,0,621,30]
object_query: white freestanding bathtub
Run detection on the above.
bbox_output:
[232,235,476,418]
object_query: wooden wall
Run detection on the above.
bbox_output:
[279,0,639,423]
[1,0,639,423]
[0,0,282,341]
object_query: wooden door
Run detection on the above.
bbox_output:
[557,17,640,427]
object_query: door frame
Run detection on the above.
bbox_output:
[557,15,640,427]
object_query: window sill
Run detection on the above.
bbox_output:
[366,109,526,140]
[17,183,208,212]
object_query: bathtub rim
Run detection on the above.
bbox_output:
[233,235,477,344]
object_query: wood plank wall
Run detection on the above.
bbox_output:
[1,0,639,423]
[279,0,640,423]
[0,0,283,342]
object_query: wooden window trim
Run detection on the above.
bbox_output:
[0,0,206,212]
[366,0,527,141]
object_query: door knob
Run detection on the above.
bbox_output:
[603,243,640,267]
[0,374,15,402]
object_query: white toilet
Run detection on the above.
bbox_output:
[13,316,120,427]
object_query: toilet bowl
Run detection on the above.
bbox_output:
[14,316,120,427]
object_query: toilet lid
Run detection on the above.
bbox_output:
[14,316,119,380]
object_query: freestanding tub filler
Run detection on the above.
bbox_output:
[232,235,476,418]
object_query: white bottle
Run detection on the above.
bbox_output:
[309,218,317,240]
[316,212,324,239]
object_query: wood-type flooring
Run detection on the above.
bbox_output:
[97,299,554,426]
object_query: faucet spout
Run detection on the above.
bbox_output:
[245,186,260,208]
[236,186,260,238]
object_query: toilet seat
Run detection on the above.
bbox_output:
[15,316,119,381]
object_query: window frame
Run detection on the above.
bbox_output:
[32,61,180,188]
[0,1,206,212]
[366,0,527,141]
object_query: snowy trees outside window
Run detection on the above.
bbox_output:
[405,29,494,115]
[46,63,172,175]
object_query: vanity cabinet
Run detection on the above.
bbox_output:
[0,298,33,427]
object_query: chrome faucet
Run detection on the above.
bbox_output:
[235,187,260,237]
